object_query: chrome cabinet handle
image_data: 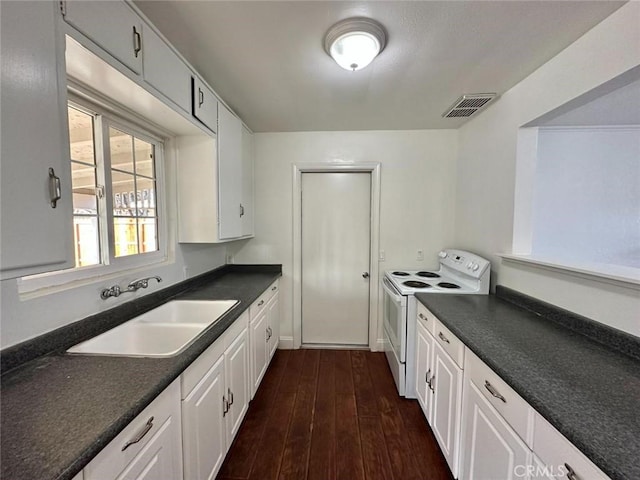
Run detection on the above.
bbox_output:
[438,331,450,344]
[228,388,234,406]
[132,26,141,58]
[484,380,507,403]
[272,286,277,291]
[429,375,435,392]
[565,463,580,480]
[418,313,426,320]
[122,416,153,451]
[222,396,229,416]
[425,368,431,387]
[198,88,204,107]
[258,300,264,307]
[362,272,370,278]
[48,168,61,208]
[240,204,245,217]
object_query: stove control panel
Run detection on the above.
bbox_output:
[440,249,490,279]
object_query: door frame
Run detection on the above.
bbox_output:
[292,162,381,350]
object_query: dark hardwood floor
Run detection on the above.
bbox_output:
[217,349,454,480]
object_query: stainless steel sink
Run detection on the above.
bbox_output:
[67,300,239,357]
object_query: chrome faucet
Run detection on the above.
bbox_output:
[100,276,162,300]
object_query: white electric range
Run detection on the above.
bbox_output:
[381,249,490,396]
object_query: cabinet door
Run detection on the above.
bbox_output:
[142,25,191,114]
[250,310,269,398]
[459,379,531,480]
[112,415,183,480]
[431,342,463,478]
[241,126,254,237]
[267,291,280,359]
[1,1,74,279]
[217,103,243,239]
[224,327,249,444]
[192,77,218,132]
[415,320,434,419]
[62,0,143,74]
[182,355,227,480]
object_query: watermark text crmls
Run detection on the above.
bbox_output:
[514,464,570,478]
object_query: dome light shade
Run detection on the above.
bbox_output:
[324,18,387,71]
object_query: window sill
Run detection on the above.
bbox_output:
[18,253,170,300]
[498,254,640,290]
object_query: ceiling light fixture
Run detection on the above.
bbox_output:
[324,17,387,72]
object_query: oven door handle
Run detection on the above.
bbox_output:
[382,277,404,304]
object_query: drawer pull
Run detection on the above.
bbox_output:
[122,416,153,451]
[484,380,507,403]
[272,286,277,291]
[565,463,580,480]
[418,313,426,320]
[228,388,234,406]
[425,368,431,387]
[48,168,62,208]
[258,300,264,307]
[438,331,450,344]
[429,374,435,392]
[222,396,229,416]
[132,26,142,58]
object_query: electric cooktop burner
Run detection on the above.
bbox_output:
[403,280,431,288]
[416,271,440,278]
[392,271,410,276]
[437,282,461,289]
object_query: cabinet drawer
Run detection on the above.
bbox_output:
[84,379,181,479]
[433,319,464,368]
[533,412,609,480]
[416,302,436,336]
[249,280,279,320]
[465,349,533,446]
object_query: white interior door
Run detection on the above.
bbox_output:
[301,172,371,346]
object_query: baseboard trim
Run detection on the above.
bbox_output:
[277,336,294,350]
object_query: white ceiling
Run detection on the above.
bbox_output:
[134,1,626,133]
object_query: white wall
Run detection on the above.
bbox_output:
[0,145,227,349]
[532,127,640,267]
[231,130,458,346]
[454,2,640,336]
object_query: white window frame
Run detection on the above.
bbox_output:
[19,93,169,294]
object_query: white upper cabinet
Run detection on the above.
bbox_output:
[142,25,192,114]
[192,77,218,133]
[241,125,255,237]
[0,1,74,279]
[217,103,243,240]
[62,0,143,74]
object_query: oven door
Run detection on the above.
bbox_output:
[382,277,407,363]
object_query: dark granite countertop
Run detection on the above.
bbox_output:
[415,288,640,480]
[0,265,281,480]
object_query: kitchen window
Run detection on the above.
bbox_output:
[20,95,166,293]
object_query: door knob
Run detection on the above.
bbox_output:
[362,272,370,278]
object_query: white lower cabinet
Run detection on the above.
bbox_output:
[182,355,226,480]
[459,379,531,480]
[267,289,280,358]
[416,303,611,480]
[250,307,269,396]
[532,412,609,480]
[415,319,434,417]
[224,328,249,444]
[181,311,249,480]
[431,341,463,476]
[414,309,464,478]
[84,380,183,480]
[249,281,280,399]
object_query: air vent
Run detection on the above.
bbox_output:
[443,93,497,118]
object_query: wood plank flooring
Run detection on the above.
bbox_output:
[217,349,453,480]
